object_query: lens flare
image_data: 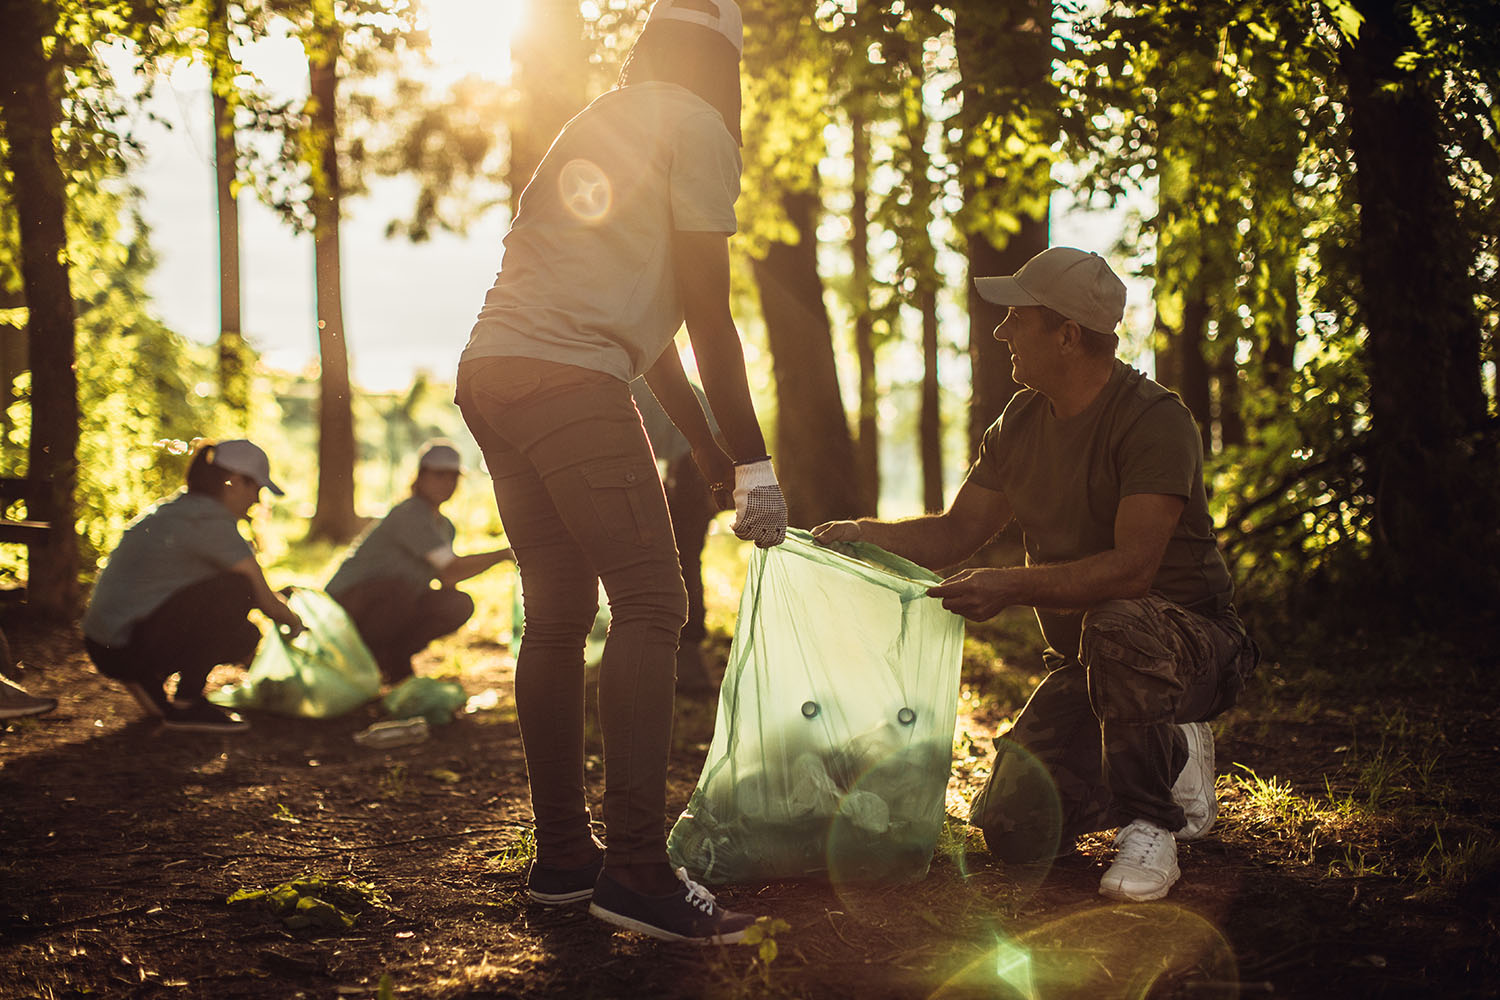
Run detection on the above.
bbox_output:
[558,158,611,223]
[932,905,1237,1000]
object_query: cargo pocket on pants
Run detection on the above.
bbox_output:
[583,460,662,548]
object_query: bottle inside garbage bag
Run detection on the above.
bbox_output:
[354,717,430,748]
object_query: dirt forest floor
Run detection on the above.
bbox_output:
[2,612,1499,1000]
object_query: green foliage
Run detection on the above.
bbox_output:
[227,872,391,931]
[1,168,261,586]
[742,917,793,984]
[1057,0,1500,630]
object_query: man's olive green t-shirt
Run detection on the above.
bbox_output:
[968,360,1234,656]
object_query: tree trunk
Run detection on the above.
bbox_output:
[210,0,249,420]
[750,189,863,527]
[953,0,1051,458]
[1215,342,1244,451]
[507,3,588,214]
[0,0,81,616]
[306,3,361,543]
[919,287,943,513]
[964,226,1036,457]
[1340,0,1498,612]
[1178,291,1213,455]
[850,109,878,514]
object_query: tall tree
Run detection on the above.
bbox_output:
[748,187,863,525]
[848,107,879,513]
[0,0,79,616]
[1338,0,1498,613]
[303,0,360,542]
[247,0,422,542]
[507,2,590,213]
[950,0,1053,459]
[207,0,251,419]
[740,0,862,524]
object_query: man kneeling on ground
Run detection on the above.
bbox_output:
[813,247,1258,902]
[326,440,512,683]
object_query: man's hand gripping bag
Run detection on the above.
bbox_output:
[667,529,964,884]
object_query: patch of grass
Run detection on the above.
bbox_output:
[379,763,408,799]
[488,828,537,871]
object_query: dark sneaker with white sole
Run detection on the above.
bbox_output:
[589,867,756,944]
[162,699,250,733]
[0,676,56,720]
[122,680,172,718]
[528,853,605,905]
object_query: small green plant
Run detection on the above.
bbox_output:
[742,917,792,987]
[490,829,537,870]
[380,763,407,799]
[227,873,391,931]
[272,802,301,824]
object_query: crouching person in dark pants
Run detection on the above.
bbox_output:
[82,439,305,733]
[814,247,1259,903]
[326,440,512,684]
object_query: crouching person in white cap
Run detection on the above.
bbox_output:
[325,440,512,684]
[813,246,1258,902]
[82,439,305,733]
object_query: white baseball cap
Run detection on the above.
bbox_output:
[644,0,743,55]
[974,247,1127,334]
[213,439,284,496]
[418,440,464,474]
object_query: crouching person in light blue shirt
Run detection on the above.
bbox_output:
[325,440,512,684]
[82,439,305,734]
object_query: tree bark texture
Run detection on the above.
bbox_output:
[750,189,863,527]
[0,0,81,616]
[1340,0,1498,610]
[919,287,943,513]
[306,3,361,543]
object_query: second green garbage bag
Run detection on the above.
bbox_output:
[667,528,964,885]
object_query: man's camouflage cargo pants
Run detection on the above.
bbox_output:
[970,595,1259,864]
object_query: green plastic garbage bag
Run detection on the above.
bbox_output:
[667,528,964,885]
[382,676,467,726]
[211,588,381,718]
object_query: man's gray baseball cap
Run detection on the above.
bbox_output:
[975,246,1127,333]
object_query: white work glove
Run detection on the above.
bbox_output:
[731,457,787,548]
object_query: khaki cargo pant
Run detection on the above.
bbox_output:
[970,596,1258,863]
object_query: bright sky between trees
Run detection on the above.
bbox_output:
[125,0,525,391]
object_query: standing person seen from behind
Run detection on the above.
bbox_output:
[454,0,786,944]
[326,440,513,684]
[813,247,1259,903]
[81,439,305,734]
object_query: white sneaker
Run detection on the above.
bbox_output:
[1099,820,1180,902]
[1171,722,1217,840]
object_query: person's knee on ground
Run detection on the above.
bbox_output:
[975,741,1069,865]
